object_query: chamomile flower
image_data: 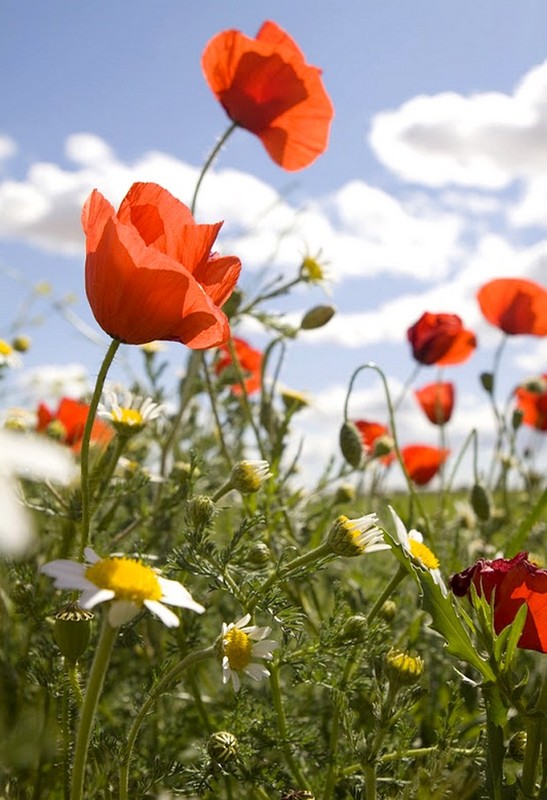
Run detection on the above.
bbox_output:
[41,547,204,627]
[388,506,447,596]
[0,339,21,369]
[98,389,163,434]
[327,513,390,557]
[219,614,278,692]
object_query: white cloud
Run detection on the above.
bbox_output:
[0,135,16,163]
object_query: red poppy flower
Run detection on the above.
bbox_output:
[407,312,476,366]
[82,182,241,349]
[400,445,449,485]
[451,552,547,653]
[215,337,263,395]
[514,375,547,431]
[37,398,113,452]
[202,20,334,171]
[414,382,455,425]
[354,420,395,465]
[477,278,547,336]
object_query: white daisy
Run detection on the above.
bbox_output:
[327,512,390,557]
[41,547,205,627]
[220,614,278,692]
[388,506,447,596]
[98,389,163,434]
[0,339,21,369]
[0,430,77,557]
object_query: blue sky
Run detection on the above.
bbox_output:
[1,1,546,487]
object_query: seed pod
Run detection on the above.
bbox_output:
[300,305,336,330]
[339,421,363,468]
[54,603,94,664]
[470,483,490,521]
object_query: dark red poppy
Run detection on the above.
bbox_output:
[202,21,334,171]
[37,398,113,452]
[400,445,449,485]
[407,312,476,366]
[451,552,547,653]
[215,337,263,395]
[414,382,455,425]
[82,182,241,349]
[477,278,547,336]
[514,375,547,431]
[353,420,395,465]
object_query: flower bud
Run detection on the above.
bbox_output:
[207,731,239,765]
[372,435,395,459]
[470,483,490,521]
[339,421,363,468]
[379,600,397,622]
[508,730,527,762]
[186,495,216,530]
[385,648,424,687]
[338,614,368,643]
[230,460,272,494]
[11,335,31,353]
[480,372,494,394]
[45,420,67,442]
[333,483,356,505]
[53,603,94,664]
[300,305,336,331]
[247,542,271,567]
[280,388,310,413]
[511,408,524,430]
[326,513,386,558]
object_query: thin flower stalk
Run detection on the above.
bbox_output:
[269,663,310,790]
[79,338,121,558]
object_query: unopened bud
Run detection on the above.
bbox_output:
[280,388,309,413]
[480,372,494,394]
[11,335,31,353]
[512,408,524,430]
[53,603,94,664]
[508,731,527,762]
[333,483,356,505]
[186,495,216,530]
[45,420,67,442]
[300,305,336,331]
[338,614,368,643]
[339,421,363,468]
[379,600,397,622]
[247,542,271,567]
[470,483,490,521]
[207,731,239,765]
[385,648,424,687]
[372,435,395,459]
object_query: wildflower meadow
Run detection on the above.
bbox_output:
[2,18,547,800]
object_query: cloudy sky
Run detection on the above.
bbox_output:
[1,1,546,488]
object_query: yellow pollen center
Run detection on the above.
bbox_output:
[302,257,324,282]
[223,627,253,671]
[409,539,439,570]
[85,558,162,604]
[112,408,144,426]
[0,340,13,356]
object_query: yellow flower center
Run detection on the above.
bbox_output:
[301,256,325,282]
[223,627,253,671]
[0,340,13,356]
[112,408,144,426]
[85,558,162,604]
[409,539,439,570]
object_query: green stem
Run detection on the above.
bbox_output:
[248,542,332,610]
[366,565,407,625]
[201,350,233,468]
[520,666,547,798]
[269,664,309,789]
[119,646,214,800]
[159,349,202,478]
[70,618,118,800]
[190,122,238,215]
[79,338,121,558]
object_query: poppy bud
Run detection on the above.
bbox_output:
[512,408,524,430]
[480,372,494,394]
[339,421,363,468]
[470,483,490,521]
[207,731,239,765]
[53,603,94,664]
[300,305,336,330]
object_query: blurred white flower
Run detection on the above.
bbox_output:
[17,363,90,401]
[0,430,77,557]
